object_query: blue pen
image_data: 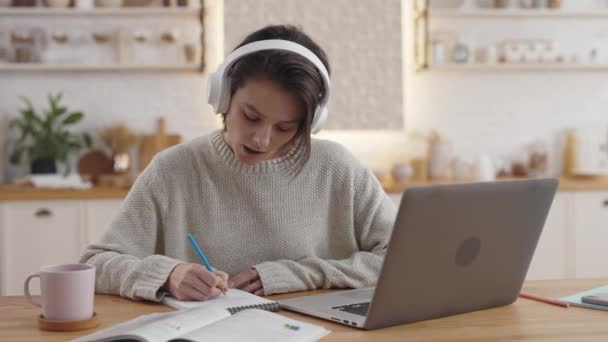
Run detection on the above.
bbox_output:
[187,233,226,295]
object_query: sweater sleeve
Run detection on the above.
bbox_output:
[79,161,183,302]
[254,167,396,295]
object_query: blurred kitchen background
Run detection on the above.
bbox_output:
[1,0,608,295]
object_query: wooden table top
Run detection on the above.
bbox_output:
[1,279,607,341]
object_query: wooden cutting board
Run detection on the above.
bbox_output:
[139,118,181,171]
[78,150,114,184]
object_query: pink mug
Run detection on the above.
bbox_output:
[24,263,96,321]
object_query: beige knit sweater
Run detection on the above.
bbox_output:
[80,130,396,302]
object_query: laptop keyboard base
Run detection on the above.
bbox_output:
[332,302,370,317]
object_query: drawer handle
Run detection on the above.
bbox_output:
[34,208,53,218]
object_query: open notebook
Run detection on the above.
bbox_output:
[69,306,329,342]
[161,288,280,314]
[560,284,608,311]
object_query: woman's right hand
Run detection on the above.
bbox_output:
[164,263,228,301]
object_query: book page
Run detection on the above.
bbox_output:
[69,307,230,342]
[169,309,330,342]
[162,288,275,311]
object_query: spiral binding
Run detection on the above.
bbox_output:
[227,302,281,315]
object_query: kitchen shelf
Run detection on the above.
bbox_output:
[430,8,608,18]
[429,63,608,71]
[0,63,202,72]
[0,7,201,17]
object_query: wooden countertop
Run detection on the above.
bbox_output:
[0,186,130,201]
[383,176,608,193]
[0,176,606,201]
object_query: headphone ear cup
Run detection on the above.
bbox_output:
[217,78,231,114]
[207,71,221,113]
[311,106,328,134]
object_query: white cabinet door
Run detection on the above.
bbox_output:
[526,193,570,280]
[83,199,123,246]
[573,191,608,278]
[0,201,84,295]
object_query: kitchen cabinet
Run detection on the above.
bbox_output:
[0,200,84,296]
[573,191,608,279]
[0,198,123,295]
[84,199,123,246]
[526,193,570,280]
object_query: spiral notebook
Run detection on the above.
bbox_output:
[162,289,280,314]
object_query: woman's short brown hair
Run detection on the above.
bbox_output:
[222,24,331,167]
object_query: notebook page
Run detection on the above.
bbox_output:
[128,307,230,341]
[162,288,275,311]
[69,307,230,342]
[170,309,330,342]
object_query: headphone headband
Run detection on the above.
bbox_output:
[207,39,330,134]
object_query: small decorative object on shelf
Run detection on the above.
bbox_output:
[45,0,71,8]
[12,0,36,6]
[75,0,94,9]
[78,150,113,184]
[99,122,136,174]
[460,0,477,10]
[431,40,447,65]
[391,162,413,184]
[494,0,511,8]
[429,31,458,66]
[528,141,549,178]
[451,42,470,63]
[95,0,123,8]
[547,0,561,9]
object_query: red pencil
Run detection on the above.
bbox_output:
[519,292,570,308]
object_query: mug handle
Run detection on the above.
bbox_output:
[24,273,41,307]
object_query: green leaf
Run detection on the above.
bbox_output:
[62,112,84,125]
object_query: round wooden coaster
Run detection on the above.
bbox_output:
[38,312,99,332]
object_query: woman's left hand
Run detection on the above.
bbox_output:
[229,268,264,296]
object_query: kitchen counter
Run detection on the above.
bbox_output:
[0,185,129,201]
[0,176,606,201]
[382,176,608,193]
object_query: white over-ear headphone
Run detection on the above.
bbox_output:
[207,39,330,134]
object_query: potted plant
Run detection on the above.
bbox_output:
[9,93,92,174]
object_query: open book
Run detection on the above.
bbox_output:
[70,306,330,342]
[161,288,280,314]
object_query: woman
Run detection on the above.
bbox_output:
[81,24,396,302]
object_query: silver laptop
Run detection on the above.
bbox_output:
[279,178,558,330]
